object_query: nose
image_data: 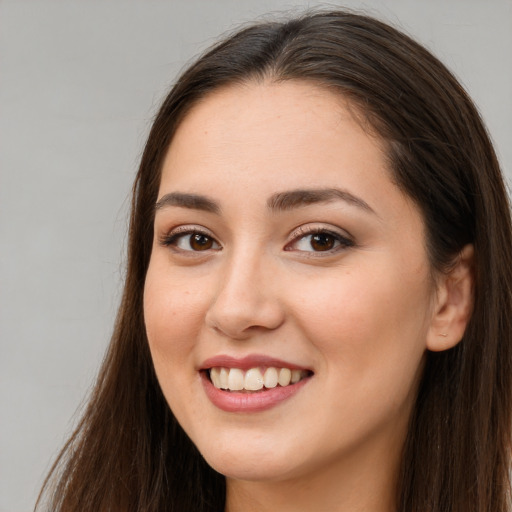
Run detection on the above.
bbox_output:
[205,252,285,340]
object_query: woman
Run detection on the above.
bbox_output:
[37,9,512,512]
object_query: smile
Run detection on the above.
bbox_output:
[200,355,314,412]
[209,366,311,392]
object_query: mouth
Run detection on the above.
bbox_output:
[205,366,313,393]
[199,356,314,412]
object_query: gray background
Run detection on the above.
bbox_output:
[1,1,511,510]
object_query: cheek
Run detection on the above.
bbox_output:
[143,259,215,431]
[290,262,431,382]
[300,266,430,438]
[143,260,209,373]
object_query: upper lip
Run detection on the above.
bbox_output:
[200,354,312,372]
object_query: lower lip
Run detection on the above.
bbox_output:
[201,372,311,412]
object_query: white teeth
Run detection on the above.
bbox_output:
[244,368,264,390]
[209,366,308,391]
[210,367,221,388]
[278,368,292,387]
[291,369,301,384]
[219,368,229,389]
[228,368,244,390]
[263,367,278,388]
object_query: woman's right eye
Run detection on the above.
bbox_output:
[161,231,221,252]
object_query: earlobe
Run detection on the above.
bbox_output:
[426,244,475,352]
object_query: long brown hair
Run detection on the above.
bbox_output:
[36,10,512,512]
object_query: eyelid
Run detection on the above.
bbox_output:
[285,224,354,253]
[157,223,353,255]
[158,225,221,252]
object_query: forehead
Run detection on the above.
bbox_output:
[160,80,389,195]
[157,79,427,267]
[169,80,374,146]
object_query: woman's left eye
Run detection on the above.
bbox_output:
[287,230,353,253]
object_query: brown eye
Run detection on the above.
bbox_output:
[163,230,221,252]
[310,233,336,251]
[287,228,353,254]
[189,233,214,251]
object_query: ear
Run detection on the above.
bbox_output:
[426,244,475,352]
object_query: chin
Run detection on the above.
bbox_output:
[194,433,313,482]
[205,454,296,482]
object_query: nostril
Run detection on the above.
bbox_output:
[204,280,285,338]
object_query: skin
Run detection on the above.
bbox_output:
[143,81,473,512]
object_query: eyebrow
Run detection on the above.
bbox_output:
[154,192,221,214]
[267,188,375,214]
[154,187,375,216]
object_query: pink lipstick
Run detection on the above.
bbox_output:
[200,354,313,413]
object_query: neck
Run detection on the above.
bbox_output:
[225,433,402,512]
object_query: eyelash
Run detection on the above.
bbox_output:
[159,225,354,255]
[159,226,220,253]
[285,226,354,254]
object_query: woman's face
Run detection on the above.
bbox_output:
[144,81,436,484]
